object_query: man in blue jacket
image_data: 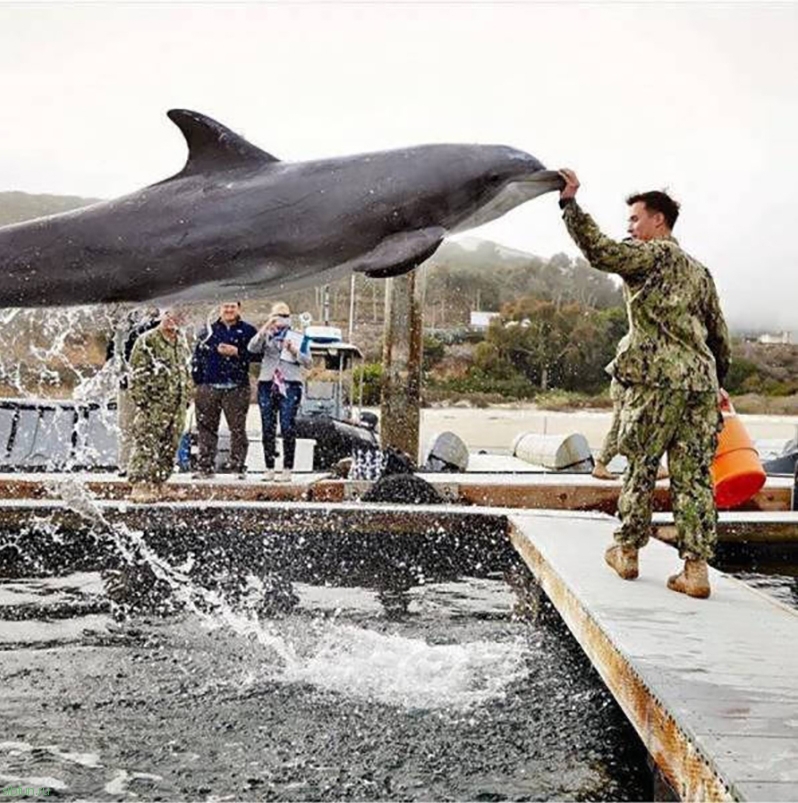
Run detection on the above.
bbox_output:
[191,301,258,478]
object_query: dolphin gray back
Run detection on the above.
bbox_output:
[0,109,561,307]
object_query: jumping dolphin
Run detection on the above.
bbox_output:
[0,110,563,307]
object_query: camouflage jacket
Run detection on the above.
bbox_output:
[563,201,731,391]
[605,284,631,378]
[129,327,191,413]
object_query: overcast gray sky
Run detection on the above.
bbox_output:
[1,1,795,330]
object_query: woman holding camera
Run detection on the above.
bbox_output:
[247,301,312,482]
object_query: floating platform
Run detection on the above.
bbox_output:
[509,511,798,801]
[0,470,793,515]
[311,473,795,514]
[0,471,327,502]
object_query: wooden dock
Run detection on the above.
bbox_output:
[509,511,798,801]
[654,511,798,544]
[0,471,790,514]
[312,473,794,514]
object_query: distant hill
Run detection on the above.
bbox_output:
[424,238,625,316]
[0,190,101,226]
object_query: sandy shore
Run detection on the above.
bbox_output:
[416,406,798,453]
[242,403,798,455]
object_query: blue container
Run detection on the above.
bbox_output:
[176,431,192,472]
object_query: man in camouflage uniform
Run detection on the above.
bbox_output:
[592,375,625,479]
[593,324,668,482]
[127,307,191,503]
[105,306,160,476]
[558,170,731,598]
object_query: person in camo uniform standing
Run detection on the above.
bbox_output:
[105,306,160,476]
[593,319,667,483]
[558,171,731,599]
[127,306,191,503]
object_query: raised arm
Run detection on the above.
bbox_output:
[248,321,279,355]
[558,168,659,280]
[561,202,661,280]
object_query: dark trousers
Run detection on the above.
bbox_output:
[257,381,302,469]
[195,384,251,472]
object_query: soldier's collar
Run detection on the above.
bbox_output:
[652,233,679,245]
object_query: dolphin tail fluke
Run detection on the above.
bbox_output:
[348,227,445,279]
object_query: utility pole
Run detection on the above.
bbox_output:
[348,274,356,342]
[380,268,426,464]
[322,284,330,326]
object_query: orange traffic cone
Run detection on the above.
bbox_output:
[711,396,767,509]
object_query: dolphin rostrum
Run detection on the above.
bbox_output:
[0,110,564,307]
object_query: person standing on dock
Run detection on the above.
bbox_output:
[593,324,668,483]
[127,307,192,503]
[557,171,731,598]
[592,375,625,480]
[248,302,312,483]
[191,301,258,480]
[105,306,160,476]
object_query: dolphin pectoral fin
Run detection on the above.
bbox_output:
[166,109,280,179]
[350,227,445,279]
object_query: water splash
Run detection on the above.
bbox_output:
[281,622,528,710]
[48,479,300,665]
[0,305,121,400]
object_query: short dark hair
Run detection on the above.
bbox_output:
[626,190,680,229]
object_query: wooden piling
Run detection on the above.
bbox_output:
[379,269,426,463]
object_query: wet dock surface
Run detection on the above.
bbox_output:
[0,470,792,513]
[509,511,798,801]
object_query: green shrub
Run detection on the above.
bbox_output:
[352,362,384,406]
[422,335,446,371]
[724,357,761,394]
[427,368,534,399]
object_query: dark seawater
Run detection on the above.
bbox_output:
[715,537,798,612]
[0,571,652,801]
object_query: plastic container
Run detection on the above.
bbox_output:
[711,398,767,508]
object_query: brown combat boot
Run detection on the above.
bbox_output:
[667,558,711,599]
[604,544,639,580]
[592,461,616,480]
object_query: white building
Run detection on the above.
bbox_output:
[757,331,792,345]
[469,311,500,330]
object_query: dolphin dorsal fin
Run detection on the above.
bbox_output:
[167,109,280,177]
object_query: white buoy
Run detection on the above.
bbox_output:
[422,431,469,472]
[512,432,594,473]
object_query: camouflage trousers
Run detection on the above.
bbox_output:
[615,385,720,561]
[116,387,136,472]
[127,406,186,485]
[597,378,623,465]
